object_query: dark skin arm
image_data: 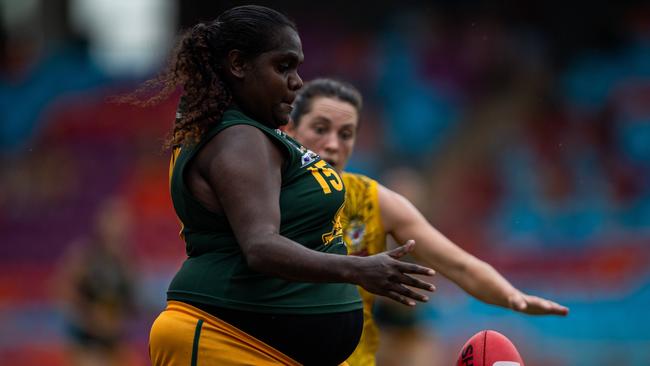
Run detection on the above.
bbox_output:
[187,124,435,306]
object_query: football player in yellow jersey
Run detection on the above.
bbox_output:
[286,78,569,366]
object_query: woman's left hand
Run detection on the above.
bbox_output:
[507,292,569,316]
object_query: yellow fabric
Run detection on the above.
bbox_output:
[168,147,181,187]
[341,173,386,366]
[149,301,301,366]
[169,147,185,240]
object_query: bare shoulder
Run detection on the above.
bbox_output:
[184,124,285,213]
[195,124,284,172]
[377,183,419,233]
[201,125,275,159]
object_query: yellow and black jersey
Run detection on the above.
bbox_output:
[341,172,387,366]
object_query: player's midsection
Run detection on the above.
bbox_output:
[188,300,364,365]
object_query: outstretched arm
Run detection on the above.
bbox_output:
[378,184,568,315]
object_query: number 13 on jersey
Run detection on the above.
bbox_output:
[308,160,343,194]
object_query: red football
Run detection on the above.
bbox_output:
[456,330,525,366]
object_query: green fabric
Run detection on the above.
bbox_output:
[191,319,203,366]
[167,108,361,314]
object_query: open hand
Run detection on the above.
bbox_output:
[352,240,436,306]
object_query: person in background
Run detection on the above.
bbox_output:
[285,78,569,366]
[124,6,435,365]
[55,197,136,366]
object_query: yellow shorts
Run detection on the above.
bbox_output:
[149,301,300,366]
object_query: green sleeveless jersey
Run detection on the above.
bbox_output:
[167,108,362,314]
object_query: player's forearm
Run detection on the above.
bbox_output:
[243,233,359,284]
[447,256,519,308]
[407,227,518,308]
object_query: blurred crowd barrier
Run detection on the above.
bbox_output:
[1,1,649,365]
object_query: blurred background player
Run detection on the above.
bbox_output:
[285,78,568,366]
[54,197,136,366]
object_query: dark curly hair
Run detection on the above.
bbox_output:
[120,5,296,148]
[290,78,363,127]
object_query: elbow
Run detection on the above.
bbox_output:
[240,239,269,272]
[240,238,275,274]
[247,251,271,273]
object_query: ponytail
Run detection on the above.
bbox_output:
[117,5,296,149]
[165,23,232,148]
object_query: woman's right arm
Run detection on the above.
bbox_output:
[195,124,435,306]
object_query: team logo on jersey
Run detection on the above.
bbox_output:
[275,129,320,167]
[300,149,319,167]
[344,218,367,255]
[322,204,345,245]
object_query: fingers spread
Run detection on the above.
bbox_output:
[395,273,436,292]
[397,262,435,276]
[387,240,415,259]
[386,291,416,306]
[389,283,430,303]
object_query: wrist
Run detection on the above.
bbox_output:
[339,255,361,285]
